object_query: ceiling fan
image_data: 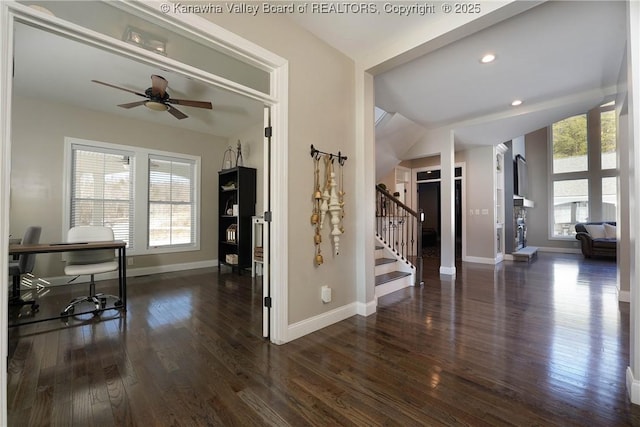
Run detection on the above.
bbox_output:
[91,75,212,120]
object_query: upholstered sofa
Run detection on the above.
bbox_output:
[575,221,617,258]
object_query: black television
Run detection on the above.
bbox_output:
[514,154,528,198]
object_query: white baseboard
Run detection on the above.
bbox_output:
[439,266,456,276]
[356,299,377,316]
[627,367,640,404]
[42,259,218,287]
[619,289,631,303]
[463,256,499,265]
[287,303,358,342]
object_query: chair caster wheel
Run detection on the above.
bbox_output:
[114,300,123,307]
[61,306,74,317]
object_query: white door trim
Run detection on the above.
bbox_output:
[411,162,467,263]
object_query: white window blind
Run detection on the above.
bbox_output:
[148,156,196,248]
[70,145,134,246]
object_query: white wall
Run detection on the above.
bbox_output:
[203,12,357,325]
[11,95,230,277]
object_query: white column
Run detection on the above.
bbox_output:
[440,132,456,276]
[355,67,376,314]
[627,0,640,405]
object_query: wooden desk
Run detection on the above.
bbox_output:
[8,240,127,325]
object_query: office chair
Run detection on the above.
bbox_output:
[61,225,121,316]
[9,226,42,312]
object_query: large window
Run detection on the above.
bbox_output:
[148,156,196,248]
[549,103,617,238]
[552,179,588,237]
[66,138,200,254]
[552,114,588,174]
[70,145,134,246]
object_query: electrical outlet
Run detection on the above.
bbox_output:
[321,285,332,303]
[127,257,134,266]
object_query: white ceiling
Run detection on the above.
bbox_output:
[13,22,264,139]
[292,1,627,150]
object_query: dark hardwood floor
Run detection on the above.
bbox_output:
[8,253,640,426]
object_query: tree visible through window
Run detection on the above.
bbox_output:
[148,157,196,247]
[601,108,617,169]
[552,114,587,174]
[549,103,617,238]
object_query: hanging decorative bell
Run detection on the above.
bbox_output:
[314,190,323,200]
[315,253,324,265]
[311,212,319,224]
[314,233,322,244]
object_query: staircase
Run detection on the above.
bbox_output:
[375,185,423,298]
[375,241,414,298]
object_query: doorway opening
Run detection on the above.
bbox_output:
[416,167,463,259]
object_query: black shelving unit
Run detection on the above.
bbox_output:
[218,166,256,273]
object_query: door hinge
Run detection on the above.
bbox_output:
[264,126,273,138]
[264,211,272,222]
[264,296,272,308]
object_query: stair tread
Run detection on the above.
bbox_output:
[375,271,411,286]
[375,257,397,266]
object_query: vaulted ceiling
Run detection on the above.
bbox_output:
[292,1,627,151]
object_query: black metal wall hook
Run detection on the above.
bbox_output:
[310,144,348,166]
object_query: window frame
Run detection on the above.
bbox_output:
[63,137,201,255]
[547,104,618,240]
[147,154,198,250]
[67,141,136,248]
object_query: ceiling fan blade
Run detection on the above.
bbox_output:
[150,74,168,97]
[167,105,188,120]
[91,80,147,98]
[118,101,147,109]
[168,99,213,109]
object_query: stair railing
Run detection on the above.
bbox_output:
[376,184,423,286]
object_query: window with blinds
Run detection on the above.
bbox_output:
[70,145,134,247]
[148,156,196,248]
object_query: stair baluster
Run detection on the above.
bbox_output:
[375,185,423,286]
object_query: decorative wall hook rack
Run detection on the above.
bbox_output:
[310,144,348,166]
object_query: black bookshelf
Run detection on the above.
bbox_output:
[218,166,256,273]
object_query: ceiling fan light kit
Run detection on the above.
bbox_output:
[144,101,168,111]
[91,75,212,120]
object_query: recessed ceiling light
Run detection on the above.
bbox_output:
[481,54,496,64]
[511,100,523,107]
